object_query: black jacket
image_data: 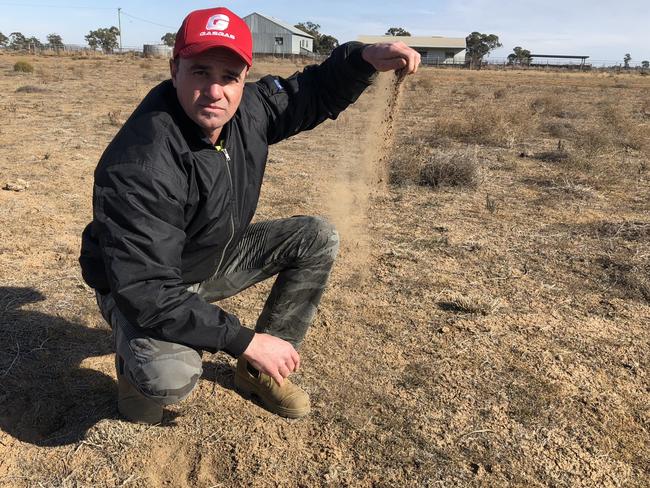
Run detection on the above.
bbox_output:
[79,42,376,357]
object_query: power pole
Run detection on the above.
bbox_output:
[117,7,122,53]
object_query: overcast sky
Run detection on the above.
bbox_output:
[1,0,648,64]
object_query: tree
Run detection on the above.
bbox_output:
[642,60,650,69]
[623,53,631,68]
[161,32,176,47]
[507,46,532,65]
[294,21,339,55]
[385,27,411,36]
[0,32,8,48]
[465,32,502,69]
[318,34,339,54]
[26,36,43,51]
[9,32,28,50]
[46,33,64,52]
[85,26,120,53]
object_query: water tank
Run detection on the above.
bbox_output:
[143,44,173,58]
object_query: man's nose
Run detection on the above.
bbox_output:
[204,81,224,101]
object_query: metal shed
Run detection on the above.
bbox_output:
[357,35,467,65]
[243,12,314,55]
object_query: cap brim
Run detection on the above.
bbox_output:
[177,41,252,66]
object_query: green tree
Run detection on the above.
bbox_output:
[0,32,8,48]
[385,27,411,36]
[318,34,339,54]
[507,46,532,65]
[465,31,502,69]
[642,60,649,69]
[9,32,27,50]
[85,26,120,53]
[623,53,631,68]
[294,21,339,55]
[46,33,64,52]
[161,32,176,47]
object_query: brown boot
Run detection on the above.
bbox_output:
[115,355,163,424]
[234,358,311,418]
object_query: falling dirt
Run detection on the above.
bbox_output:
[324,72,404,280]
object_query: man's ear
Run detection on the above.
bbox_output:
[169,58,178,87]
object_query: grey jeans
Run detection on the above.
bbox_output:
[97,215,340,405]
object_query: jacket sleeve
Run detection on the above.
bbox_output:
[94,158,254,356]
[250,41,377,144]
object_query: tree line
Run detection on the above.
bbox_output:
[1,25,648,68]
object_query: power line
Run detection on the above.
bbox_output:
[0,2,116,9]
[121,11,175,30]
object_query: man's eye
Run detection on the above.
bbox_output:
[193,70,208,76]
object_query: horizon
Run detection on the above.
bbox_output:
[0,0,648,66]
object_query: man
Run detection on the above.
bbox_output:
[79,7,420,424]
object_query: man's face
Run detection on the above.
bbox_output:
[170,48,248,141]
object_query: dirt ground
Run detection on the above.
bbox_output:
[0,52,648,487]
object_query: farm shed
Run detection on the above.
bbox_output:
[243,12,314,55]
[357,35,466,65]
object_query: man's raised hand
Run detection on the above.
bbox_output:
[362,42,421,76]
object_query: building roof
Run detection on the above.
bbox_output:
[357,35,466,49]
[244,12,314,39]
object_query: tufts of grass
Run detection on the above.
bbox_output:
[13,61,34,73]
[390,144,480,189]
[428,97,535,148]
[541,120,575,138]
[438,292,500,315]
[107,111,124,127]
[530,95,576,118]
[493,88,507,99]
[15,85,49,93]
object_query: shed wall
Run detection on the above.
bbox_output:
[244,13,292,54]
[415,48,466,64]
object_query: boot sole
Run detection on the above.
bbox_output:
[235,376,310,419]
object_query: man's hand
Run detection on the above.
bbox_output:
[362,42,421,77]
[240,332,300,386]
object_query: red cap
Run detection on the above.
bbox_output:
[174,7,253,66]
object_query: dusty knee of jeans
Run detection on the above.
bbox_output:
[305,216,339,253]
[130,350,203,406]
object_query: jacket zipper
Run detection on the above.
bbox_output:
[214,147,235,276]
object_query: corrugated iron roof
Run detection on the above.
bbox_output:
[357,35,466,49]
[244,12,314,38]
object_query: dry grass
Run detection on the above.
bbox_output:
[390,143,480,188]
[15,85,48,93]
[0,54,649,487]
[13,60,34,73]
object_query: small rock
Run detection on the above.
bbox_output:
[3,179,30,192]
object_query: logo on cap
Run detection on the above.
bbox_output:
[206,14,229,31]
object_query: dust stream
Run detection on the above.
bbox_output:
[324,73,404,279]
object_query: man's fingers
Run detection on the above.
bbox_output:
[293,350,301,372]
[271,369,284,386]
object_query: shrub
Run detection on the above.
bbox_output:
[419,149,479,188]
[15,85,48,93]
[390,144,479,189]
[530,95,574,118]
[13,61,34,73]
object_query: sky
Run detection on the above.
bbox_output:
[0,0,648,65]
